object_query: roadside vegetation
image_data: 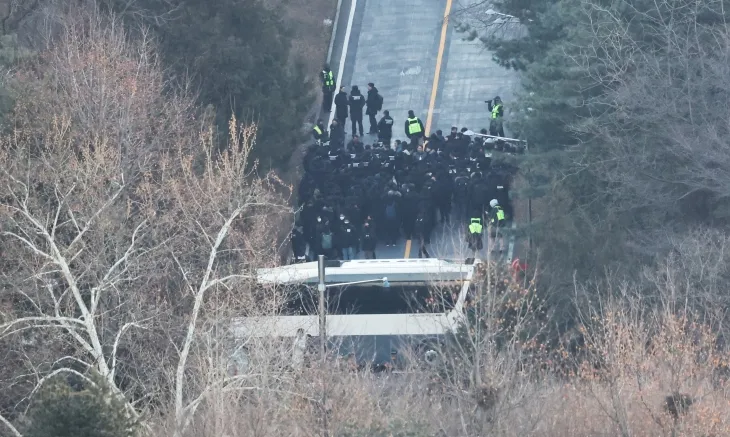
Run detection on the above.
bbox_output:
[1,0,729,436]
[458,0,730,316]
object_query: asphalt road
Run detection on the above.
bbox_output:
[322,0,521,261]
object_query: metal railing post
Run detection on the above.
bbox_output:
[317,255,328,437]
[317,255,327,362]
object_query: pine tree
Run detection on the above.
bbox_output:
[23,374,138,437]
[101,0,314,168]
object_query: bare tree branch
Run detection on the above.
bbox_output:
[0,413,22,437]
[173,205,244,436]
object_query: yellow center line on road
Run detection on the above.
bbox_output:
[405,0,453,259]
[425,0,453,135]
[404,239,412,259]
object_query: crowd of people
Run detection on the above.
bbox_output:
[288,70,524,263]
[291,128,522,262]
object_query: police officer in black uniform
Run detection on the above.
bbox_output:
[348,85,365,137]
[377,110,394,145]
[334,86,348,125]
[295,116,521,263]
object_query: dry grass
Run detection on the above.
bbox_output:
[172,364,730,437]
[136,257,730,437]
[161,262,730,437]
[265,0,337,84]
[526,379,730,437]
[264,0,336,189]
[285,0,337,73]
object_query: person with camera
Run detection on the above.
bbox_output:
[485,96,505,138]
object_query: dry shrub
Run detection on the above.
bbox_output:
[149,254,730,437]
[0,8,295,437]
[544,290,730,437]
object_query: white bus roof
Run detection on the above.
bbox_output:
[234,259,477,339]
[232,312,463,338]
[256,258,471,285]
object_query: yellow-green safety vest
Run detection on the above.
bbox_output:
[322,70,334,87]
[313,125,323,136]
[407,117,422,135]
[492,206,505,223]
[469,218,483,234]
[491,103,502,119]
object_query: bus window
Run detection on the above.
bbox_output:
[285,283,460,315]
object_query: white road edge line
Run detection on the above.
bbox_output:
[326,0,344,63]
[507,221,516,261]
[328,0,358,128]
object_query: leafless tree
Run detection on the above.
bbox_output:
[572,270,730,437]
[407,255,545,436]
[569,0,730,229]
[0,10,291,437]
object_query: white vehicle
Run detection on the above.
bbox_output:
[231,258,478,368]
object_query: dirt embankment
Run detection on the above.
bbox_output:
[277,0,338,189]
[282,0,338,78]
[282,0,338,125]
[273,0,338,261]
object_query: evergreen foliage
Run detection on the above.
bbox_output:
[101,0,315,168]
[157,0,312,167]
[23,374,138,437]
[460,0,730,315]
[0,0,318,166]
[0,32,35,126]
